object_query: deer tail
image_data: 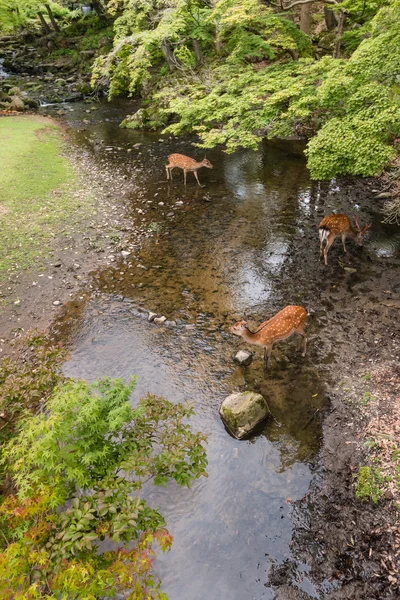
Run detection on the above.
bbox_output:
[319,226,329,243]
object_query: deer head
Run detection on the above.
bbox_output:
[229,312,248,336]
[229,320,248,336]
[353,216,372,245]
[201,157,214,169]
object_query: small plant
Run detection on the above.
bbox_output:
[362,373,372,381]
[355,465,386,504]
[361,391,376,405]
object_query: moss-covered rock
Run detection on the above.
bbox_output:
[120,107,166,131]
[219,391,270,439]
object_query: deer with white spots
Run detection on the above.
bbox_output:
[319,214,371,266]
[229,305,307,369]
[165,153,213,186]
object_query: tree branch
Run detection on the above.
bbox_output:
[280,0,339,10]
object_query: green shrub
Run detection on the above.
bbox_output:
[0,377,207,598]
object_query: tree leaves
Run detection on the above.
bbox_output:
[0,377,207,598]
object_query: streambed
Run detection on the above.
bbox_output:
[49,99,400,599]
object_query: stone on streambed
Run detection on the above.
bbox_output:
[154,316,167,324]
[220,391,270,439]
[234,349,253,366]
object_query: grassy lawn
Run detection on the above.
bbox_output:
[0,115,92,277]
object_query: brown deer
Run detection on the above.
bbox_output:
[165,153,213,186]
[319,214,371,266]
[229,305,307,369]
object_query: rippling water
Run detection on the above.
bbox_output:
[56,99,398,599]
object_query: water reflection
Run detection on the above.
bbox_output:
[54,100,399,599]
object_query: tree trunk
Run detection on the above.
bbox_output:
[333,11,346,58]
[92,0,108,22]
[38,12,51,35]
[324,7,338,31]
[287,48,299,60]
[161,39,179,71]
[44,4,60,33]
[300,4,312,34]
[192,39,204,65]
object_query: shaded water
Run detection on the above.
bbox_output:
[56,100,399,599]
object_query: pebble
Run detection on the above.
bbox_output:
[121,250,130,258]
[154,316,167,324]
[234,350,253,366]
[53,300,62,306]
[148,311,157,322]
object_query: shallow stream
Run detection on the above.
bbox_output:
[51,99,399,599]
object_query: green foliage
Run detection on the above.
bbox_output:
[0,377,207,598]
[355,465,386,504]
[92,0,310,98]
[94,0,400,180]
[0,332,66,484]
[307,2,400,178]
[209,0,312,63]
[0,1,75,34]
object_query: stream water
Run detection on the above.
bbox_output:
[49,99,399,599]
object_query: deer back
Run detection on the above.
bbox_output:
[168,153,198,169]
[255,306,307,344]
[319,214,353,235]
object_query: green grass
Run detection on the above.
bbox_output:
[0,116,91,277]
[355,465,386,504]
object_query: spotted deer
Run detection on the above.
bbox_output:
[319,214,371,266]
[229,305,307,369]
[165,153,213,186]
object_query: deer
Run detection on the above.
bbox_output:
[229,305,307,369]
[319,214,371,266]
[165,153,213,186]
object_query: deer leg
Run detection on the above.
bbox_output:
[264,345,272,369]
[184,169,187,186]
[296,326,307,357]
[165,165,170,180]
[323,233,336,266]
[341,233,347,253]
[194,170,201,187]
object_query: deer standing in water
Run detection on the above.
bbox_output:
[165,153,213,186]
[319,214,371,266]
[229,305,307,369]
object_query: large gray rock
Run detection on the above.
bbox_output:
[220,391,270,439]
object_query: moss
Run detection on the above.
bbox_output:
[221,406,238,432]
[355,466,386,504]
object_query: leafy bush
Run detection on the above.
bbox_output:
[95,0,400,180]
[0,332,66,473]
[0,378,207,599]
